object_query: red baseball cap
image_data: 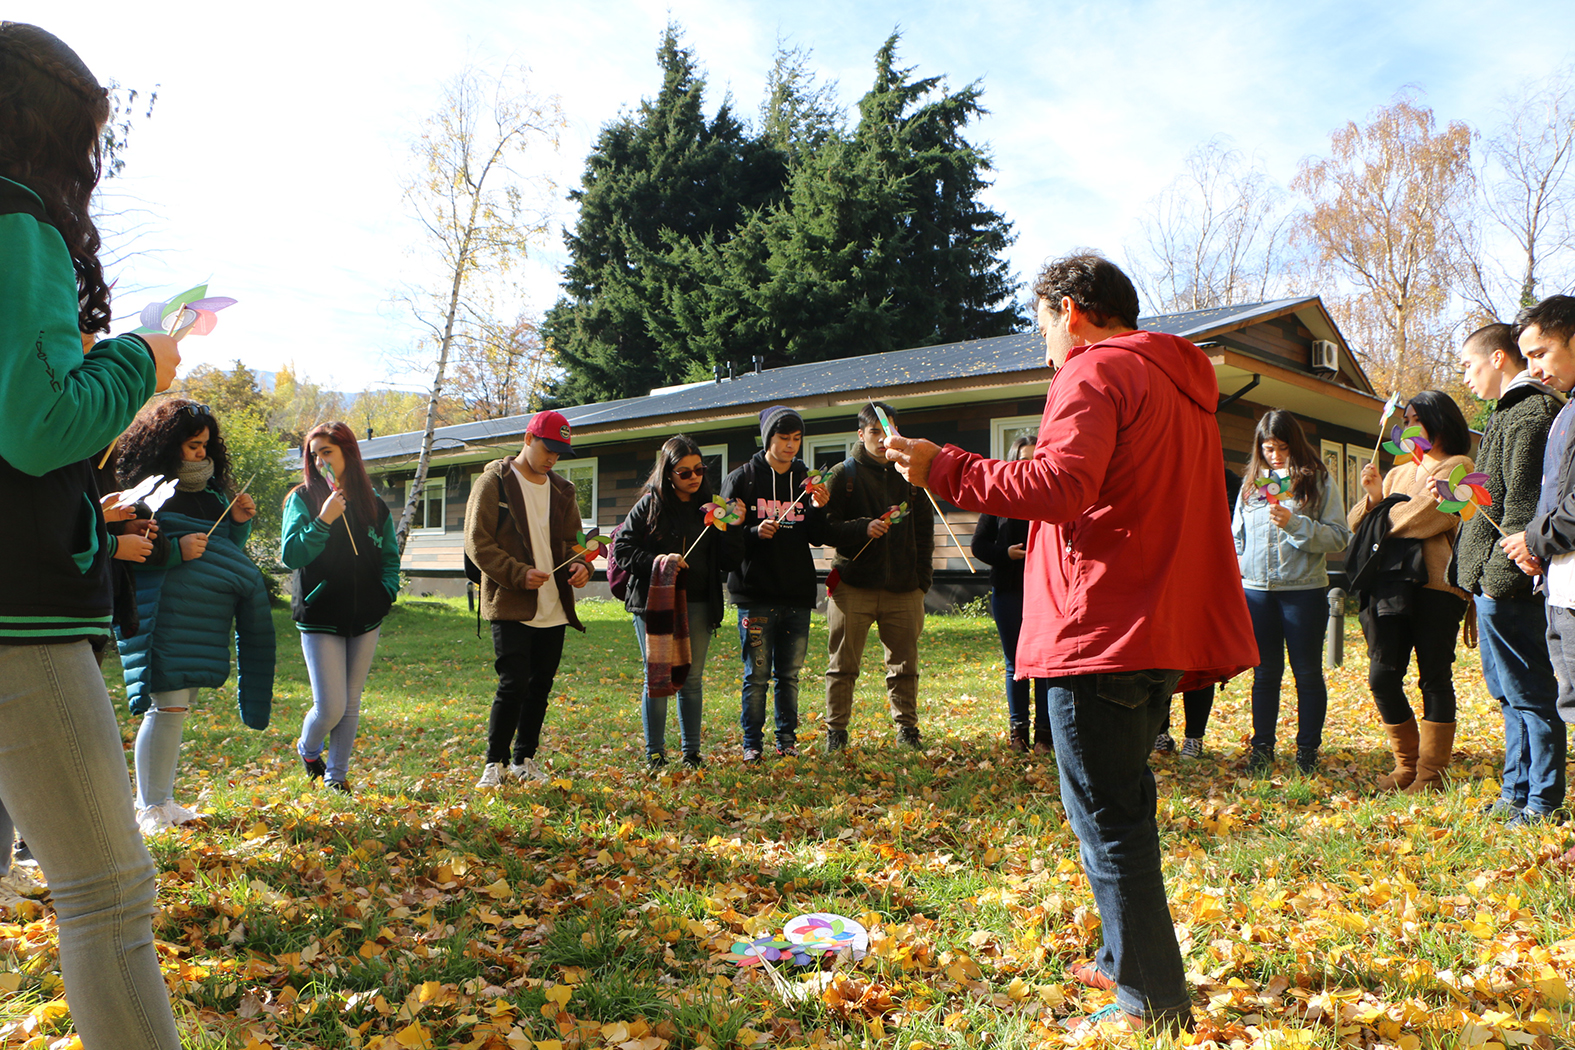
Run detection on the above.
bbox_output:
[526,410,574,456]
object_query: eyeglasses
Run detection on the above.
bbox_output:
[671,467,700,480]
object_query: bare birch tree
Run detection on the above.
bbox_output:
[1454,69,1575,320]
[394,67,562,554]
[1292,96,1475,393]
[1130,139,1298,313]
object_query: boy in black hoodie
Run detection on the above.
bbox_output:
[721,407,829,761]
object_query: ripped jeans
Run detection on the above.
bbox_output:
[736,603,811,752]
[134,687,197,810]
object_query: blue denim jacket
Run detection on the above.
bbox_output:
[1233,477,1351,591]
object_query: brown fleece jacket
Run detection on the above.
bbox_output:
[1347,454,1473,598]
[464,458,585,630]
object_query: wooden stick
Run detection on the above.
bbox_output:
[682,525,712,562]
[550,550,592,575]
[339,513,359,556]
[770,486,811,527]
[923,489,975,573]
[204,471,259,540]
[850,533,879,561]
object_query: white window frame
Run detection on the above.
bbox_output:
[408,476,446,535]
[697,443,728,494]
[991,414,1043,461]
[808,436,855,469]
[559,456,600,530]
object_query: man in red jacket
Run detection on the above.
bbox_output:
[887,253,1256,1033]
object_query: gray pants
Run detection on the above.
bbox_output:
[0,642,179,1049]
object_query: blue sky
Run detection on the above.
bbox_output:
[12,0,1574,394]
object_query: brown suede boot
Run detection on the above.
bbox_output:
[1375,718,1420,791]
[1403,720,1456,793]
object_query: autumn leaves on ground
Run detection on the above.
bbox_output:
[1,599,1572,1049]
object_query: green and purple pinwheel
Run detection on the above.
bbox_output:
[1431,465,1492,521]
[131,283,237,340]
[1255,470,1290,505]
[1382,424,1432,466]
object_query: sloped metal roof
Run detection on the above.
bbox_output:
[360,297,1323,463]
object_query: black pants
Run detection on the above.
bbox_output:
[1165,687,1215,739]
[487,621,566,763]
[1360,588,1467,724]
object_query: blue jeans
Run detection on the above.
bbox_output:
[0,643,180,1049]
[635,600,711,758]
[1244,587,1329,752]
[298,628,381,784]
[990,589,1050,744]
[736,603,810,751]
[1478,596,1565,814]
[1047,669,1191,1023]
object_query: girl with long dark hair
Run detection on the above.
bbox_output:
[1233,410,1351,773]
[115,398,274,832]
[611,436,743,770]
[1349,390,1475,792]
[0,22,181,1048]
[281,422,401,794]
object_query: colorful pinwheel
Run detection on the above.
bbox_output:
[783,913,869,960]
[1255,471,1290,505]
[882,502,910,523]
[1432,465,1493,521]
[1382,424,1432,466]
[131,283,237,340]
[702,501,744,530]
[316,457,359,554]
[728,935,818,968]
[572,531,605,560]
[802,467,825,491]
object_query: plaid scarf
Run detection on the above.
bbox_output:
[643,553,691,697]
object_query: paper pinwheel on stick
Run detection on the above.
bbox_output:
[1255,471,1290,505]
[866,399,975,573]
[1369,392,1402,464]
[316,459,359,555]
[769,467,827,527]
[783,913,869,961]
[1382,424,1432,467]
[682,501,744,561]
[132,283,237,342]
[551,531,604,574]
[106,473,168,514]
[1432,466,1503,534]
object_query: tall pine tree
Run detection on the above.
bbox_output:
[543,26,786,405]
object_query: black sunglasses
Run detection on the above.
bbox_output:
[180,403,213,418]
[671,467,701,480]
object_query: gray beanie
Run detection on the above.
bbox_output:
[759,405,804,445]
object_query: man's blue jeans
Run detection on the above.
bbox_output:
[1244,587,1328,752]
[1048,669,1192,1023]
[1478,595,1565,814]
[736,603,810,752]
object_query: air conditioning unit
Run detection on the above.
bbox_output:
[1311,339,1339,373]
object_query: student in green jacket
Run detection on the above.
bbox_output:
[281,422,402,795]
[0,22,182,1049]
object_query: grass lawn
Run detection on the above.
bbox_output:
[1,596,1571,1049]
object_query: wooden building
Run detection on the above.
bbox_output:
[360,296,1384,604]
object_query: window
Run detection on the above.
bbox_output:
[809,436,855,472]
[991,414,1042,461]
[1320,440,1343,508]
[697,443,728,494]
[409,476,445,533]
[560,457,599,529]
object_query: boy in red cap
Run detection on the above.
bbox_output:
[465,410,590,787]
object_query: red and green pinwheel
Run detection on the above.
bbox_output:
[703,501,745,530]
[1255,471,1290,505]
[882,501,910,523]
[1431,466,1493,522]
[1382,424,1432,466]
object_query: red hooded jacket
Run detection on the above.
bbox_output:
[928,330,1257,691]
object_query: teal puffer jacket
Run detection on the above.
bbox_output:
[116,509,274,727]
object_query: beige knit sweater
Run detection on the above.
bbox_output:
[1347,454,1473,598]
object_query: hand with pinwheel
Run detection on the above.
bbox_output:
[550,531,603,585]
[1382,424,1432,467]
[1255,471,1290,506]
[1432,466,1502,534]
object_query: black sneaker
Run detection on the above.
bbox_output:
[1482,798,1523,820]
[1153,731,1175,754]
[1294,747,1319,774]
[326,780,351,794]
[302,754,327,781]
[741,748,763,764]
[682,753,704,769]
[826,729,848,753]
[775,742,799,758]
[1246,743,1273,775]
[646,752,668,775]
[1009,725,1030,752]
[897,726,923,750]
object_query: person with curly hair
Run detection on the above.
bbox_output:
[0,21,182,1050]
[281,422,402,795]
[114,398,275,833]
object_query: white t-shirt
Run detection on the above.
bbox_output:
[512,465,567,628]
[1545,552,1575,609]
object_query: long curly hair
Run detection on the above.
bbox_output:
[116,398,234,492]
[288,421,380,527]
[0,24,112,334]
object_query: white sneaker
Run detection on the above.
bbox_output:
[1179,737,1205,760]
[476,762,506,789]
[509,757,549,784]
[136,804,175,835]
[163,800,202,825]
